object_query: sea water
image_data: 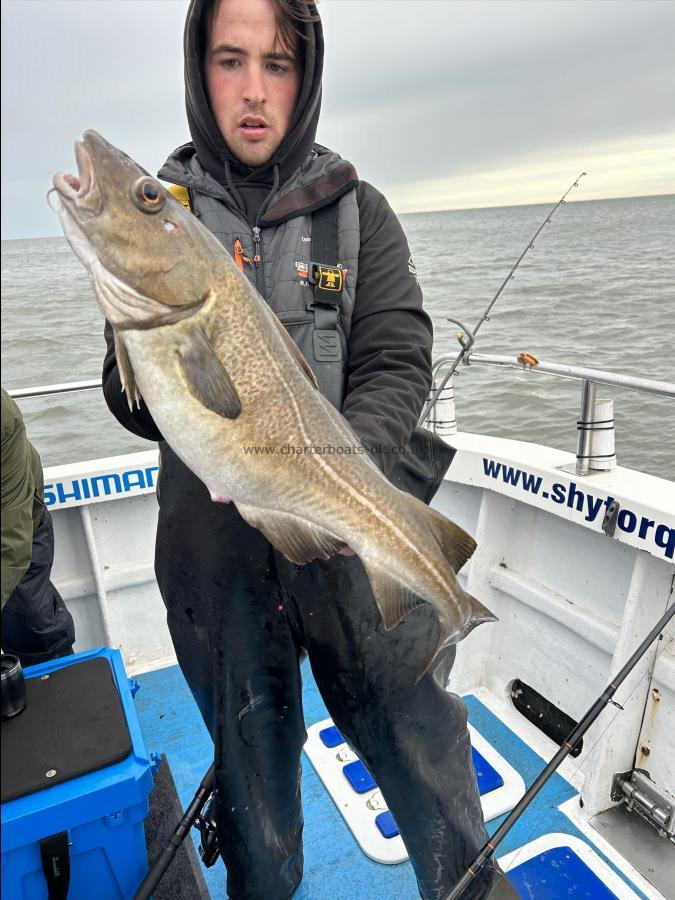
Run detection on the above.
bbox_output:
[2,194,673,478]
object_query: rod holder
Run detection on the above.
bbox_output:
[588,398,617,471]
[576,384,617,474]
[426,377,457,437]
[576,379,597,476]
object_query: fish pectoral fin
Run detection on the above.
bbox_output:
[235,503,345,564]
[360,559,426,631]
[424,505,477,574]
[415,590,498,683]
[176,324,241,419]
[115,332,141,410]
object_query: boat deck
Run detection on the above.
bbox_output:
[135,661,651,899]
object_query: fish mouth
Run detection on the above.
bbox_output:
[52,137,102,216]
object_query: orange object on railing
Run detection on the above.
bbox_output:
[517,353,539,367]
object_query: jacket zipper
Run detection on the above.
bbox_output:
[252,226,265,298]
[165,179,267,300]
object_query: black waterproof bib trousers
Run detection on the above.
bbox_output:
[155,447,497,900]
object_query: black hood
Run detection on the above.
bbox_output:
[183,0,323,189]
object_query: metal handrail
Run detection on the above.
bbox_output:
[8,379,102,400]
[10,355,675,401]
[428,351,674,476]
[431,353,675,399]
[9,354,674,477]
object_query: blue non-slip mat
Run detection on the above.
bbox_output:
[472,746,504,796]
[319,725,344,748]
[343,759,377,794]
[375,811,400,839]
[134,665,645,899]
[320,727,504,797]
[508,845,619,898]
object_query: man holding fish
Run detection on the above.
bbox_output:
[51,1,512,897]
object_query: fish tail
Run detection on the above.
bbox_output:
[414,588,497,683]
[413,501,497,681]
[359,499,496,682]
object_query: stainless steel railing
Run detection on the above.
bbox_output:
[8,379,102,400]
[9,354,675,476]
[430,352,675,476]
[443,353,675,398]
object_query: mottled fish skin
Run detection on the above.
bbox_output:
[52,130,497,679]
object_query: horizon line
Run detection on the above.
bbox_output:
[2,190,673,242]
[397,190,675,218]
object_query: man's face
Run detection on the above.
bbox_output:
[205,0,302,168]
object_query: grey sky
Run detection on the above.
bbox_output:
[2,0,674,239]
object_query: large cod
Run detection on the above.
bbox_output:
[52,131,496,678]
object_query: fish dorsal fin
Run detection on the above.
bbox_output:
[359,558,426,630]
[235,503,345,564]
[176,323,241,419]
[423,505,477,574]
[270,314,319,389]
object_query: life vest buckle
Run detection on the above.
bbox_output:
[308,262,344,294]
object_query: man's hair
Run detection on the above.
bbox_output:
[204,0,319,56]
[273,0,320,52]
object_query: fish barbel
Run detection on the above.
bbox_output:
[51,130,496,679]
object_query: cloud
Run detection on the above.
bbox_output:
[386,132,675,213]
[2,0,674,239]
[318,0,675,189]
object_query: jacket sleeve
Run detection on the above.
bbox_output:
[102,321,164,442]
[1,390,38,608]
[341,182,432,477]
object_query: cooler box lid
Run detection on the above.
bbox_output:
[1,656,131,803]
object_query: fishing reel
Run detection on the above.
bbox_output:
[195,790,221,868]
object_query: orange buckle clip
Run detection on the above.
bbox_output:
[233,239,251,271]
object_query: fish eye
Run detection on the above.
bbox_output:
[132,177,166,213]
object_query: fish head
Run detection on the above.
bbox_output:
[51,130,223,329]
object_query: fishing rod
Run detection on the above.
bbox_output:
[418,171,586,426]
[133,763,215,900]
[443,600,675,900]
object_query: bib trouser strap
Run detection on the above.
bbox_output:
[308,203,345,364]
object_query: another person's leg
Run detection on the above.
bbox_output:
[284,553,500,900]
[1,509,75,667]
[155,456,306,899]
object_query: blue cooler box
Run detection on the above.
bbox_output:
[1,647,155,899]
